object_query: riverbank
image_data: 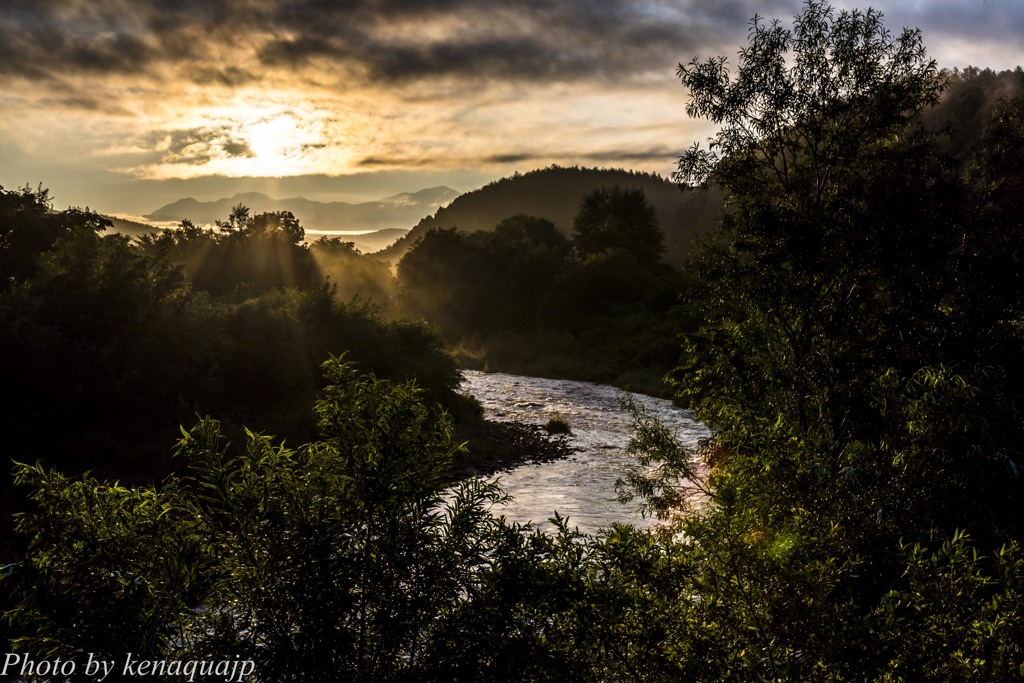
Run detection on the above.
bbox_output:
[452,417,575,479]
[448,323,688,403]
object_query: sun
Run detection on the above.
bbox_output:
[247,115,299,165]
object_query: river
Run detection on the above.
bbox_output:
[460,370,709,534]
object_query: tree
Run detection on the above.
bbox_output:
[247,210,305,244]
[309,236,395,306]
[675,0,943,204]
[215,203,251,234]
[672,0,967,454]
[397,219,573,339]
[0,185,111,291]
[670,0,1024,543]
[618,0,1024,676]
[572,187,664,267]
[154,205,320,295]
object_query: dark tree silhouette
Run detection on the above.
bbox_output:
[571,186,664,267]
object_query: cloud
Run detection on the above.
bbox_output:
[149,126,254,166]
[0,0,800,89]
[187,65,261,87]
[357,144,684,170]
[4,1,1022,91]
[37,95,133,116]
[3,0,1022,203]
[251,1,797,85]
[850,0,1024,70]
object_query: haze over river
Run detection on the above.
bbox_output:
[460,371,709,534]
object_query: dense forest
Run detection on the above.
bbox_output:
[396,190,693,394]
[3,1,1024,680]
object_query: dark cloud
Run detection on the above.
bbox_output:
[481,146,684,165]
[0,0,806,89]
[484,153,536,164]
[39,95,132,116]
[222,140,255,157]
[357,156,438,169]
[0,14,160,79]
[187,65,260,87]
[251,0,781,83]
[360,144,683,168]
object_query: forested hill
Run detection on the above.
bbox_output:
[925,66,1024,157]
[381,69,1023,267]
[380,166,724,265]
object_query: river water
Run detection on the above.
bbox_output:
[460,371,709,534]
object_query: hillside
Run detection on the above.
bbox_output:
[924,66,1024,157]
[145,186,460,233]
[380,167,724,265]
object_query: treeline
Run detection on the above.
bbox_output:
[4,1,1024,679]
[396,188,691,393]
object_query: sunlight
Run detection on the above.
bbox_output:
[128,96,375,180]
[223,105,335,177]
[245,114,300,172]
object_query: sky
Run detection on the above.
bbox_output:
[1,0,1022,216]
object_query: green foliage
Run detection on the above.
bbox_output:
[670,0,1018,540]
[538,249,656,333]
[675,0,943,200]
[4,360,527,681]
[398,216,572,340]
[174,360,504,681]
[876,533,1024,681]
[616,393,702,521]
[7,466,211,664]
[923,66,1024,159]
[0,185,111,291]
[543,416,571,435]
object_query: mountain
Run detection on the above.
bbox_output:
[144,186,461,233]
[381,166,723,265]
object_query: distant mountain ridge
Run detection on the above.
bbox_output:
[382,166,723,265]
[145,186,461,233]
